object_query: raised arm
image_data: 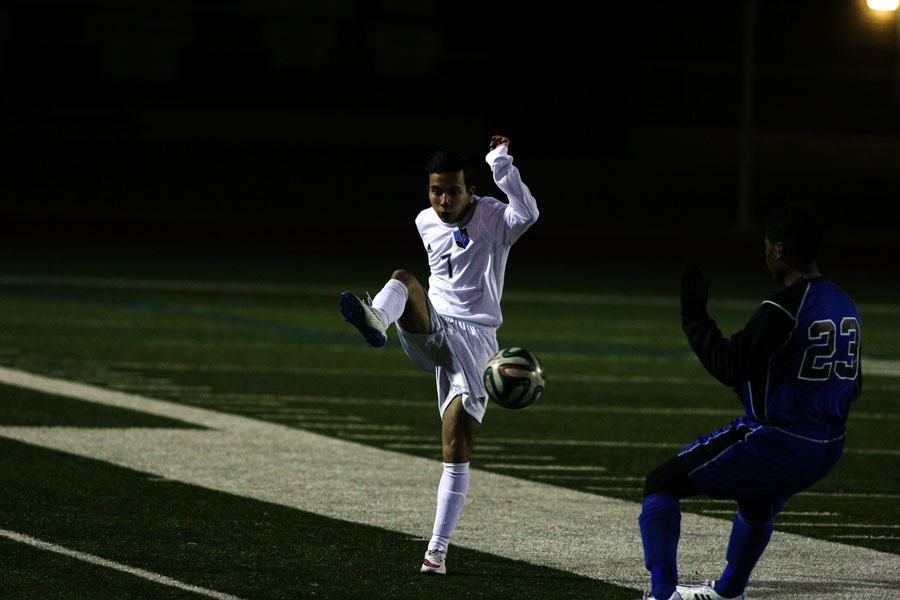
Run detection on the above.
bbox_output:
[681,264,795,389]
[485,135,539,245]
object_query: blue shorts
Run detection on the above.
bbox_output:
[680,416,845,515]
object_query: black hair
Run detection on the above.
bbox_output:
[426,150,478,189]
[764,203,824,265]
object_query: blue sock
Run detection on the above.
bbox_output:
[640,493,681,600]
[715,512,773,598]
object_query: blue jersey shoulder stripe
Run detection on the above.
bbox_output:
[757,281,812,422]
[761,299,797,321]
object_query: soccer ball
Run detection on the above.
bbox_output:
[483,347,545,409]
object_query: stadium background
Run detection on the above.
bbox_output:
[2,0,898,270]
[1,3,899,598]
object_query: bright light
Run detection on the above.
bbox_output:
[867,0,899,11]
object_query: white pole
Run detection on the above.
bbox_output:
[895,7,900,105]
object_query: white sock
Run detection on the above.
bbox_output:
[429,462,469,550]
[371,278,408,328]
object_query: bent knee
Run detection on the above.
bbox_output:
[391,269,420,288]
[644,459,699,499]
[391,270,426,298]
[738,501,773,522]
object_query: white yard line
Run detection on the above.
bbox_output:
[3,273,900,315]
[7,272,899,377]
[777,524,900,529]
[533,475,646,482]
[0,365,898,600]
[0,529,246,600]
[831,535,900,540]
[347,432,900,457]
[474,455,557,461]
[702,511,840,517]
[386,443,506,451]
[482,464,609,471]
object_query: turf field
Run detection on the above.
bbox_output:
[1,246,898,599]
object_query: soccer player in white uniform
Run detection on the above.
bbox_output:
[339,135,539,575]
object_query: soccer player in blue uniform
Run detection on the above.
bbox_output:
[638,204,863,600]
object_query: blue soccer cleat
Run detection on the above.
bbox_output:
[340,291,387,348]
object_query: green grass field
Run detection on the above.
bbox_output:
[1,246,898,599]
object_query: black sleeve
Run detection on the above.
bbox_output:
[682,302,796,388]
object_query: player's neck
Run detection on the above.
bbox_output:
[453,199,477,227]
[783,263,819,288]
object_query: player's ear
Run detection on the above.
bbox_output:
[774,241,784,261]
[467,185,476,197]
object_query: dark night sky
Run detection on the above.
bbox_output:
[2,0,898,263]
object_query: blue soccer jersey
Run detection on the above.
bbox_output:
[682,274,862,441]
[640,271,864,600]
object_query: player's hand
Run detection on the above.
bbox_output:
[681,262,711,320]
[489,135,510,151]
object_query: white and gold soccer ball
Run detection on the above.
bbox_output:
[483,347,545,410]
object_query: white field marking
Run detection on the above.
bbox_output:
[481,465,609,471]
[245,407,330,414]
[831,535,900,540]
[252,414,365,423]
[530,403,900,422]
[34,357,900,385]
[108,388,900,423]
[114,384,214,393]
[797,491,900,499]
[700,510,840,517]
[585,486,645,493]
[0,528,246,600]
[386,443,505,451]
[191,399,306,407]
[680,498,735,505]
[473,455,557,461]
[4,275,900,376]
[0,275,339,295]
[2,273,899,313]
[864,359,900,377]
[867,383,900,392]
[116,362,432,380]
[297,423,410,431]
[183,381,900,397]
[776,523,900,529]
[1,366,899,600]
[845,448,900,456]
[533,475,646,481]
[485,436,899,457]
[347,434,442,441]
[343,432,900,456]
[483,437,681,449]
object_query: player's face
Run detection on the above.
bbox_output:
[428,171,473,224]
[764,236,786,284]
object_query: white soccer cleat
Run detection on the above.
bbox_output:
[339,291,387,348]
[643,592,684,600]
[676,580,744,600]
[420,546,447,575]
[638,591,683,600]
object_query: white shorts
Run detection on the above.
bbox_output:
[397,298,498,423]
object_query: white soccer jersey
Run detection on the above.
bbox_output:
[415,145,539,327]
